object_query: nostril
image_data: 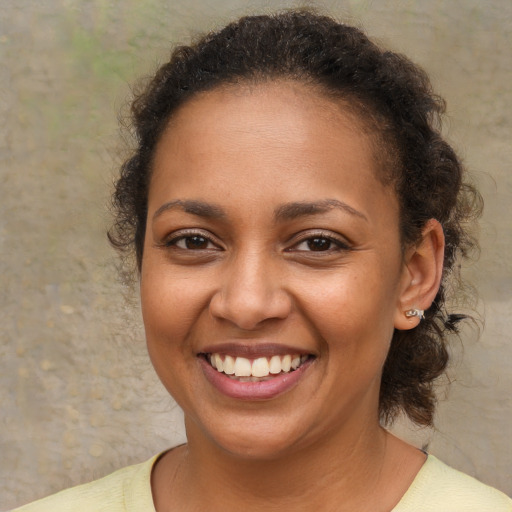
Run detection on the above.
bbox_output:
[209,286,292,330]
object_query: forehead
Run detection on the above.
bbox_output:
[154,80,380,172]
[149,80,397,223]
[165,80,373,140]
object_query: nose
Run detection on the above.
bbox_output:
[209,250,292,330]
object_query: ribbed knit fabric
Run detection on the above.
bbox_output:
[11,454,512,511]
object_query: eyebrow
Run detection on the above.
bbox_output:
[152,199,226,221]
[274,199,368,222]
[152,198,367,223]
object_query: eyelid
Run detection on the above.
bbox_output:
[162,228,223,250]
[159,228,351,252]
[286,230,352,251]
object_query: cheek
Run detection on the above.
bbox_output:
[296,265,396,319]
[294,267,397,355]
[140,264,207,347]
[140,271,203,399]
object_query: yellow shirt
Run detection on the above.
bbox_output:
[11,454,512,511]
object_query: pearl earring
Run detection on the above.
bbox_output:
[405,309,425,320]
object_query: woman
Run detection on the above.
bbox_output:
[13,10,512,512]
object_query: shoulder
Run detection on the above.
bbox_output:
[393,454,512,512]
[10,454,159,512]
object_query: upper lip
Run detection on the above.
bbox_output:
[198,343,314,358]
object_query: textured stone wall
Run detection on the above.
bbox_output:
[1,1,511,509]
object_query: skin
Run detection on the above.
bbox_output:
[140,81,444,511]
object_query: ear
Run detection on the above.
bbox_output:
[394,219,445,330]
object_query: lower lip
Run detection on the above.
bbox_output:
[199,357,313,400]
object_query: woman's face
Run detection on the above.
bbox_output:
[141,81,411,458]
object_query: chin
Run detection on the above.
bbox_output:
[186,412,312,461]
[215,434,302,461]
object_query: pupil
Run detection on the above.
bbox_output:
[186,236,208,249]
[307,237,330,251]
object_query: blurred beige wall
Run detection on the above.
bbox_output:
[1,0,511,509]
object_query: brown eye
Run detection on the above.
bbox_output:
[184,235,210,250]
[165,232,219,251]
[306,237,332,251]
[290,232,351,254]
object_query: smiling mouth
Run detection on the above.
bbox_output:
[203,353,312,382]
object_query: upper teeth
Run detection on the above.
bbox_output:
[209,353,308,377]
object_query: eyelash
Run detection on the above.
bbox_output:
[163,230,351,254]
[287,231,351,253]
[164,230,221,251]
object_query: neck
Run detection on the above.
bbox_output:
[158,416,408,512]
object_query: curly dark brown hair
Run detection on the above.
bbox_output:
[109,9,481,427]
